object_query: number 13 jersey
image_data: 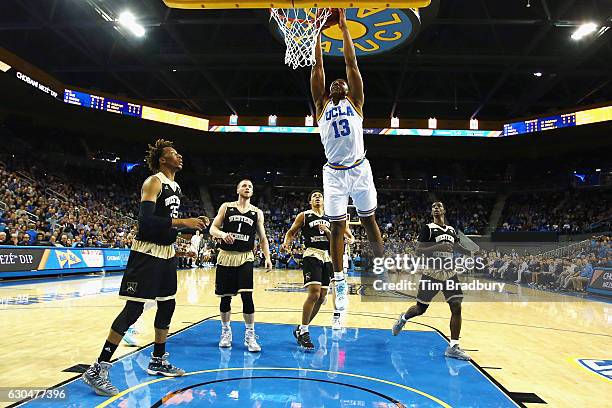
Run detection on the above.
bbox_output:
[317,97,364,168]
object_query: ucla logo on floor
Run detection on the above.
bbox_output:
[577,359,612,381]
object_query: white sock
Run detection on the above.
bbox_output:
[450,339,459,347]
[334,271,345,281]
[221,321,230,330]
[300,324,309,334]
[245,323,254,330]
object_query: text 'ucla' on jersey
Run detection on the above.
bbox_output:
[317,97,364,167]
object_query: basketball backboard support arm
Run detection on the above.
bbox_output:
[163,0,430,9]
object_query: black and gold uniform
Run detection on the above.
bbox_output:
[119,172,181,302]
[416,222,463,304]
[301,210,333,289]
[215,201,259,296]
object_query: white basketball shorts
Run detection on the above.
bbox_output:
[323,158,377,221]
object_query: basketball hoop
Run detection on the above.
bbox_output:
[270,8,332,69]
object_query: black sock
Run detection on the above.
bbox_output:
[153,342,166,357]
[98,340,118,363]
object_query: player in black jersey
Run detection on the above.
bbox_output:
[391,201,472,360]
[82,140,208,396]
[210,179,272,352]
[282,190,354,350]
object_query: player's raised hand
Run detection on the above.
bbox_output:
[338,8,348,30]
[222,232,235,244]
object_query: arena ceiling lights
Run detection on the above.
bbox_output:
[571,22,598,40]
[84,0,146,39]
[118,11,146,38]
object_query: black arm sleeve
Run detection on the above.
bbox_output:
[138,201,172,232]
[417,224,430,242]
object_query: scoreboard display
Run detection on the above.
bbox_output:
[104,98,142,117]
[61,91,610,138]
[503,114,576,136]
[64,90,141,116]
[503,107,610,136]
[63,90,207,130]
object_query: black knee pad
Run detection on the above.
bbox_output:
[154,299,176,330]
[220,296,232,313]
[111,301,144,335]
[240,292,255,314]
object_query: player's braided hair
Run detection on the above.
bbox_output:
[145,139,174,172]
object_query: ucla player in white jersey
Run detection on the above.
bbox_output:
[311,9,385,309]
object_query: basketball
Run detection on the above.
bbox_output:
[322,8,340,28]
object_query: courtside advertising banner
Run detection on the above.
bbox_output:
[0,246,130,278]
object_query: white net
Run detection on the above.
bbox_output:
[270,8,332,70]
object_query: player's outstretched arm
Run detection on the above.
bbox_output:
[256,209,273,269]
[311,34,326,116]
[338,9,364,111]
[282,212,305,251]
[139,176,204,231]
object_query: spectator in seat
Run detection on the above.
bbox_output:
[58,234,69,247]
[18,233,31,246]
[33,232,47,246]
[560,259,580,289]
[0,231,7,245]
[574,260,593,291]
[515,258,530,283]
[26,223,37,245]
[49,235,59,247]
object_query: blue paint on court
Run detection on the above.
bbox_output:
[20,321,517,407]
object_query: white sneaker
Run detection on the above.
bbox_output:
[334,280,348,311]
[332,314,342,330]
[122,327,138,346]
[244,329,261,352]
[219,328,232,348]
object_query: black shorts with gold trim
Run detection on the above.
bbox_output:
[302,256,333,289]
[119,250,177,302]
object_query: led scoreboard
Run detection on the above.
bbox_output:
[61,91,609,138]
[503,113,576,136]
[62,90,208,130]
[64,90,141,116]
[64,89,105,110]
[503,106,610,136]
[104,98,142,117]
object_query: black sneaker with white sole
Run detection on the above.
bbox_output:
[147,352,186,377]
[82,360,119,396]
[297,331,315,351]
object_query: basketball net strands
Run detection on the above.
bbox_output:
[163,1,431,68]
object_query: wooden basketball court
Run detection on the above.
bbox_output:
[1,267,609,407]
